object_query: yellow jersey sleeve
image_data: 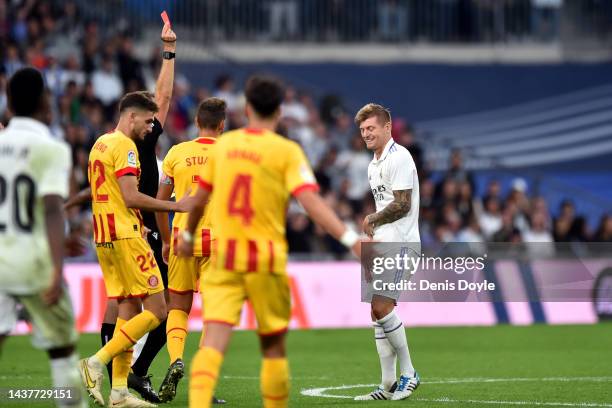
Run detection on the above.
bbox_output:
[113,137,139,178]
[284,142,319,196]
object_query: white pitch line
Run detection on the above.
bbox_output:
[301,378,612,406]
[413,397,612,407]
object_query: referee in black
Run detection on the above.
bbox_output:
[65,20,176,403]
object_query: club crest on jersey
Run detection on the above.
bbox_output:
[127,150,137,167]
[148,275,159,288]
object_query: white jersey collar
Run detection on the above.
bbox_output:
[372,137,396,164]
[7,117,52,138]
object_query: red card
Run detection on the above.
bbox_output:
[161,10,171,26]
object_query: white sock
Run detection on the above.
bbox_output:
[111,387,129,399]
[373,322,397,391]
[50,353,88,407]
[377,311,415,378]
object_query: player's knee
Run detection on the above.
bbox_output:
[149,302,168,322]
[371,302,393,320]
[260,333,286,358]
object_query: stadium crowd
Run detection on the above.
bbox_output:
[0,0,610,260]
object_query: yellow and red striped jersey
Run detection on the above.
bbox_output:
[88,130,143,243]
[162,136,216,257]
[198,127,318,274]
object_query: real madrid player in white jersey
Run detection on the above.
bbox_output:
[354,103,420,401]
[0,68,87,407]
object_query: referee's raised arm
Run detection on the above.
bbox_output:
[155,22,176,127]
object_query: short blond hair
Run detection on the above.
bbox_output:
[354,103,391,126]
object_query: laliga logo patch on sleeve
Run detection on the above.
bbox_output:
[300,164,315,183]
[127,150,137,167]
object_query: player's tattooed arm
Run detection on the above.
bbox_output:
[363,189,411,237]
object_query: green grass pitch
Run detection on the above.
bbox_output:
[2,324,611,407]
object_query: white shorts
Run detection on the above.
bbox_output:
[0,293,18,335]
[365,243,420,303]
[0,286,78,350]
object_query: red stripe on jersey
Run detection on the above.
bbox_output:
[92,214,99,242]
[268,240,275,272]
[107,213,117,241]
[98,214,106,242]
[225,239,236,270]
[198,178,213,192]
[135,210,144,231]
[291,183,320,197]
[195,137,216,144]
[173,227,179,256]
[115,167,138,178]
[247,240,257,272]
[244,128,264,135]
[201,229,211,257]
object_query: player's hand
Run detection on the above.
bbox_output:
[362,215,375,238]
[174,192,196,213]
[176,234,193,257]
[162,241,170,264]
[142,226,151,240]
[42,274,63,306]
[161,23,176,51]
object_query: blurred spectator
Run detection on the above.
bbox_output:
[531,0,561,41]
[594,215,612,242]
[336,134,371,213]
[213,74,240,112]
[493,206,522,243]
[91,57,123,109]
[329,111,354,151]
[457,215,484,243]
[378,0,409,41]
[478,196,502,239]
[4,44,24,77]
[269,0,299,40]
[281,86,308,123]
[553,199,575,241]
[446,149,475,191]
[522,211,555,257]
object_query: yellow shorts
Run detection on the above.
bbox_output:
[201,268,291,336]
[96,238,164,299]
[168,252,210,294]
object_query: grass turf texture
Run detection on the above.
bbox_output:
[1,324,611,407]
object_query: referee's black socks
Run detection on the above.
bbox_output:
[100,322,116,383]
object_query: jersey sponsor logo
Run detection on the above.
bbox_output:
[96,242,114,249]
[372,185,386,201]
[148,275,159,288]
[127,150,137,167]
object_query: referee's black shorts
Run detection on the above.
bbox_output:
[147,229,168,289]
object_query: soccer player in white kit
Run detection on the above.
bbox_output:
[354,103,420,401]
[0,68,87,408]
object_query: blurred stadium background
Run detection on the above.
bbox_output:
[2,0,611,329]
